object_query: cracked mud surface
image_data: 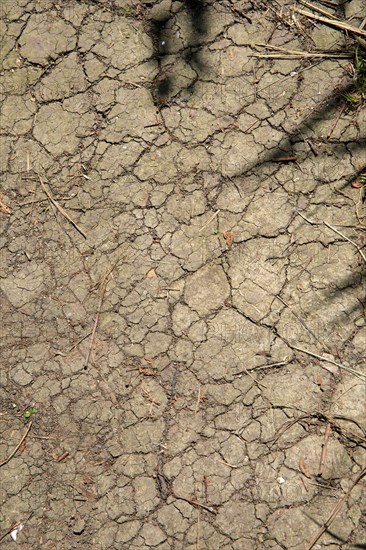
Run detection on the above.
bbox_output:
[0,1,365,548]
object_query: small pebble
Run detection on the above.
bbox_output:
[73,519,85,535]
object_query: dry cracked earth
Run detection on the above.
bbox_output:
[0,0,366,548]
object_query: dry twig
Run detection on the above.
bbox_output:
[242,60,322,99]
[328,103,345,139]
[253,43,352,58]
[324,221,366,264]
[0,522,23,543]
[240,365,267,388]
[267,410,366,446]
[174,493,218,514]
[85,262,118,369]
[292,345,365,380]
[299,0,338,20]
[305,467,366,550]
[276,295,331,352]
[295,8,366,37]
[199,210,220,233]
[38,174,87,239]
[248,360,289,371]
[299,0,366,48]
[195,386,202,414]
[318,423,331,476]
[195,509,200,550]
[295,210,366,264]
[0,422,32,467]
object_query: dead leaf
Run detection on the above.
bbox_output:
[144,356,155,364]
[76,485,97,499]
[351,181,364,188]
[299,457,311,478]
[315,374,323,386]
[139,366,156,376]
[223,230,233,249]
[0,193,11,214]
[146,269,157,278]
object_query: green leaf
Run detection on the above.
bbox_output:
[24,407,38,418]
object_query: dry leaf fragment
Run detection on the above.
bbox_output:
[144,356,155,364]
[223,230,233,249]
[315,374,323,386]
[76,485,97,500]
[139,366,157,376]
[0,193,11,214]
[146,269,157,278]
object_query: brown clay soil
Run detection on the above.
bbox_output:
[0,1,365,548]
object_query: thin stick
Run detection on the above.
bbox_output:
[84,262,118,369]
[17,196,76,207]
[292,345,365,379]
[315,0,339,7]
[253,44,352,58]
[311,483,336,494]
[0,510,34,543]
[242,60,322,99]
[296,209,317,225]
[195,508,200,550]
[256,43,343,53]
[174,493,217,514]
[38,175,87,239]
[300,0,366,47]
[30,435,57,440]
[306,139,318,156]
[328,103,345,139]
[199,210,220,233]
[219,458,240,468]
[305,467,366,550]
[272,156,298,161]
[54,332,93,357]
[251,53,352,59]
[296,211,366,263]
[318,423,331,476]
[295,8,366,37]
[299,0,338,19]
[195,386,201,415]
[0,422,32,467]
[0,522,23,543]
[276,294,331,352]
[267,411,365,446]
[324,221,366,263]
[248,361,289,371]
[68,331,93,353]
[241,365,267,388]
